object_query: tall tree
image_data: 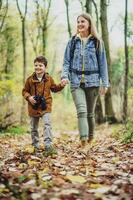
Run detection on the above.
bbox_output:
[41,0,52,54]
[91,0,99,30]
[27,0,53,56]
[16,0,28,123]
[85,0,103,123]
[64,0,72,38]
[64,0,72,100]
[16,0,28,84]
[123,0,129,121]
[100,0,117,123]
[84,0,99,30]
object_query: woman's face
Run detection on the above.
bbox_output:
[77,16,90,35]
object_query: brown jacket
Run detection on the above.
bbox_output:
[22,72,64,117]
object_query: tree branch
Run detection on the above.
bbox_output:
[92,0,99,30]
[16,0,23,20]
[0,0,8,32]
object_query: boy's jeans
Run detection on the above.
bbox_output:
[71,86,99,141]
[30,113,52,148]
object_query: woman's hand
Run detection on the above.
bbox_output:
[61,79,69,87]
[99,87,108,95]
[28,96,36,105]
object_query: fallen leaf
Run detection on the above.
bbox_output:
[66,175,87,184]
[41,174,52,181]
[88,185,110,194]
[59,189,80,195]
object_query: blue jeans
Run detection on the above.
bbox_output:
[30,113,52,148]
[71,85,99,140]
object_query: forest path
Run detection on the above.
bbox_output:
[0,124,132,200]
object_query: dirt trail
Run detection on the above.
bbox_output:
[0,124,132,200]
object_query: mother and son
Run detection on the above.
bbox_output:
[22,13,109,155]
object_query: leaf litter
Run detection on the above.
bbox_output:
[0,124,133,200]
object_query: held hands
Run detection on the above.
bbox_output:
[61,79,69,87]
[99,87,108,95]
[28,96,36,105]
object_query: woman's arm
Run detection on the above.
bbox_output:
[61,39,72,81]
[96,40,109,88]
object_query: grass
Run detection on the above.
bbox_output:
[0,125,28,136]
[122,121,133,143]
[112,121,133,143]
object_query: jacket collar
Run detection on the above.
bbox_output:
[31,72,49,83]
[75,34,94,41]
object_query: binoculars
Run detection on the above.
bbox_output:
[32,95,46,110]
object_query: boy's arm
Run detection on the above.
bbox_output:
[22,79,31,100]
[50,77,65,93]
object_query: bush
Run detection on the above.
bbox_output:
[122,121,133,143]
[112,121,133,143]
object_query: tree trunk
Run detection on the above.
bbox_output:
[16,0,27,124]
[64,0,72,38]
[100,0,117,123]
[42,0,51,55]
[95,96,104,124]
[0,0,8,32]
[22,19,26,84]
[85,0,92,15]
[20,19,27,124]
[85,0,103,123]
[92,0,99,30]
[64,0,72,100]
[42,27,47,54]
[123,0,129,122]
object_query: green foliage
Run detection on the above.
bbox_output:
[128,88,133,96]
[5,125,28,135]
[127,13,133,41]
[111,50,124,86]
[112,122,133,143]
[0,79,14,98]
[0,14,19,75]
[122,122,133,143]
[111,46,133,89]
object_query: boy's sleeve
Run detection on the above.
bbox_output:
[50,77,64,93]
[22,79,31,100]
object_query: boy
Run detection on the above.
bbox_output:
[22,56,64,155]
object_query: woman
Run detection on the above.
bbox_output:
[61,13,109,147]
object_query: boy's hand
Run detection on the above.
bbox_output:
[28,96,36,105]
[61,79,69,87]
[99,87,108,95]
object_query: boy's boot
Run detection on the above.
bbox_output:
[33,143,40,153]
[44,145,57,157]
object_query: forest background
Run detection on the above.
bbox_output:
[0,0,133,138]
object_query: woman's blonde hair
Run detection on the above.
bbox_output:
[77,13,100,41]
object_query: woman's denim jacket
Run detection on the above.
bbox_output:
[61,35,109,88]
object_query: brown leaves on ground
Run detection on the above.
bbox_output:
[0,124,133,200]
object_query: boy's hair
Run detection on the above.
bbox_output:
[34,56,47,67]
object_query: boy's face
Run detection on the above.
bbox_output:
[34,61,46,76]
